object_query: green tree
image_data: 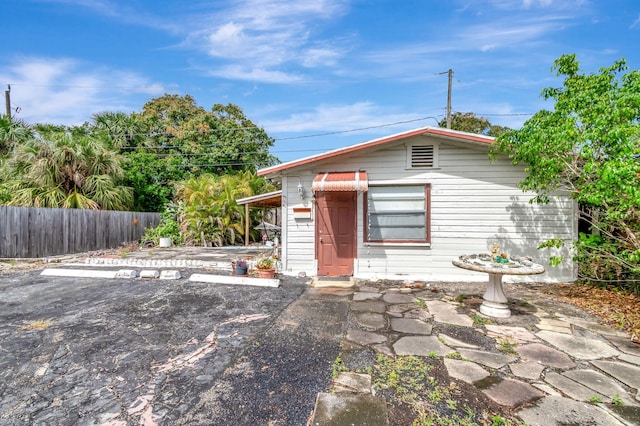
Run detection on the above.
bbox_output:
[86,95,279,212]
[491,54,640,292]
[439,112,509,136]
[175,171,276,246]
[0,129,133,210]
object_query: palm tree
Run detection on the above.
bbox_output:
[1,130,133,210]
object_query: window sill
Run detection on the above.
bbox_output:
[364,242,431,247]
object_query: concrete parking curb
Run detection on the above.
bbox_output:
[189,273,280,287]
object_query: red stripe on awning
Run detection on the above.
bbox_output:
[312,171,368,192]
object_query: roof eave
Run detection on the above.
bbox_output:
[259,126,494,177]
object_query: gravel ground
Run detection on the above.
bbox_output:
[0,267,339,425]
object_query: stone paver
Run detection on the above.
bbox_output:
[536,330,619,360]
[353,292,382,301]
[606,335,640,357]
[591,360,640,389]
[517,396,626,426]
[544,371,602,402]
[438,333,479,349]
[509,362,545,380]
[350,300,387,314]
[530,382,562,397]
[482,378,543,407]
[393,336,453,357]
[619,353,640,366]
[425,300,473,327]
[382,292,417,304]
[456,348,514,369]
[389,318,432,335]
[563,369,636,405]
[355,313,386,330]
[485,325,539,343]
[444,358,489,384]
[346,329,387,346]
[537,318,572,334]
[516,342,576,369]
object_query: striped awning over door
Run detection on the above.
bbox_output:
[311,171,368,192]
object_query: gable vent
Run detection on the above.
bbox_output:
[411,145,434,168]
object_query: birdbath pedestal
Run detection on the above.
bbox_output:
[452,256,545,318]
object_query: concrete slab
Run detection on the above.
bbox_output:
[536,330,619,360]
[425,300,473,327]
[517,396,626,426]
[310,393,388,426]
[389,318,432,335]
[355,313,386,330]
[312,277,354,288]
[456,348,514,369]
[444,358,489,384]
[591,360,640,389]
[438,333,480,349]
[485,325,539,344]
[509,362,545,380]
[393,336,453,357]
[563,369,636,405]
[159,270,181,280]
[345,329,387,346]
[516,343,576,369]
[353,292,382,301]
[115,269,137,278]
[189,273,280,288]
[41,268,119,278]
[139,269,160,279]
[544,372,602,402]
[482,378,543,407]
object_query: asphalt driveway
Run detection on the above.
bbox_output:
[0,269,348,425]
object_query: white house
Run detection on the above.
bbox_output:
[258,126,576,283]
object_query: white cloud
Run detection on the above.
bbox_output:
[263,102,430,134]
[1,57,165,125]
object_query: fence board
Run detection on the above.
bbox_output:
[0,206,160,258]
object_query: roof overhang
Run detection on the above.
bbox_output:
[236,190,282,208]
[312,171,368,192]
[259,126,494,177]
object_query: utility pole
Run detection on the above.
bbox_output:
[446,69,452,129]
[4,85,10,121]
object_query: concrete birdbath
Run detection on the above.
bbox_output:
[452,252,544,318]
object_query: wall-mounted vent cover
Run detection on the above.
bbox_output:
[411,145,434,168]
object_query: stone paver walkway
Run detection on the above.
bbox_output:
[313,280,640,426]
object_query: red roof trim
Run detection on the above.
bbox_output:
[259,126,493,176]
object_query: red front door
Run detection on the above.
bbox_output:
[315,191,356,276]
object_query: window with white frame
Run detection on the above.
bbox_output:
[365,185,430,243]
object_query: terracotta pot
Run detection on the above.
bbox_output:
[257,268,275,279]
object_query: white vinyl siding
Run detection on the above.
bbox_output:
[277,134,576,282]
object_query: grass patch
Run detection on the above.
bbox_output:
[496,338,518,356]
[471,314,492,325]
[416,299,427,309]
[331,354,349,378]
[18,319,53,331]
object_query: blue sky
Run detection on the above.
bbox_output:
[1,0,639,162]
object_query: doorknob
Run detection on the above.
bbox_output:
[319,237,323,242]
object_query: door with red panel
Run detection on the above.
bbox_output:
[315,191,356,276]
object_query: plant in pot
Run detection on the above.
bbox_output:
[234,259,248,276]
[255,257,276,278]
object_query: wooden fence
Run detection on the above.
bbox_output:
[0,206,160,258]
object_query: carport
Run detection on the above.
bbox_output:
[236,190,282,246]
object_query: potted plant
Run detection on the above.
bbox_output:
[255,257,276,279]
[234,259,248,276]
